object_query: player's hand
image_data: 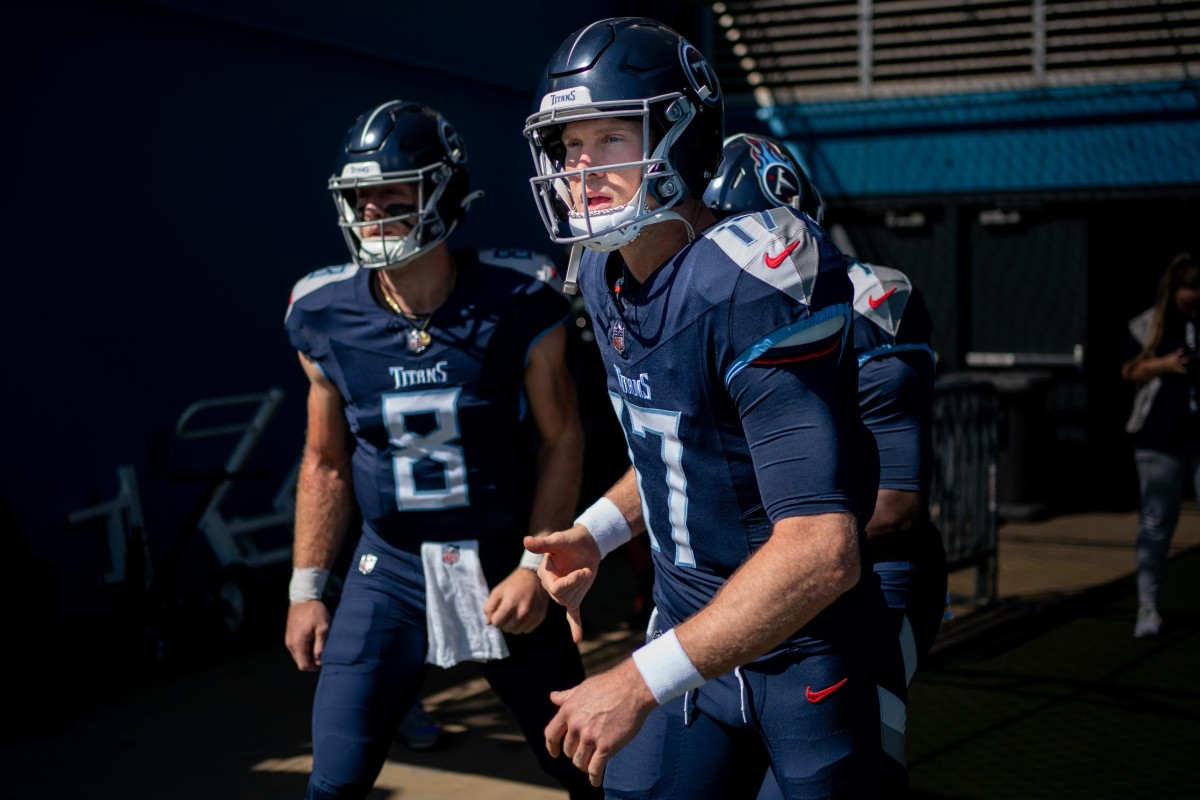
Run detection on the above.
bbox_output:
[484,567,550,634]
[523,527,602,643]
[544,659,657,787]
[284,600,331,672]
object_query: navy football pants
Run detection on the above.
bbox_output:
[306,531,599,800]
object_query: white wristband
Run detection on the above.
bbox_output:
[631,628,706,705]
[289,567,330,603]
[519,548,543,570]
[574,496,632,558]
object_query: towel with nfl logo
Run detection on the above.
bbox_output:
[420,540,510,668]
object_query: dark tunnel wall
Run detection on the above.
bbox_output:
[1,1,704,627]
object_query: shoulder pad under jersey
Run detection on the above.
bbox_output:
[848,260,912,337]
[703,207,823,307]
[285,262,358,322]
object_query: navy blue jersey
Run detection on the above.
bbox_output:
[579,207,875,654]
[848,261,936,492]
[284,248,570,575]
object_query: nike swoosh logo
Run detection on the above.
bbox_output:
[764,241,800,268]
[805,678,849,703]
[867,288,896,309]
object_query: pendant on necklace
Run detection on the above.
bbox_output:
[407,328,432,354]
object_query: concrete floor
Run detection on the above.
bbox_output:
[4,509,1197,799]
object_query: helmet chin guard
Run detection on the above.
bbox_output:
[566,203,692,253]
[331,161,474,270]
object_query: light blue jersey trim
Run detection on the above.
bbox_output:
[724,302,850,386]
[857,342,935,368]
[523,313,572,367]
[303,354,330,382]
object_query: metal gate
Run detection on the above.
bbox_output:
[931,376,1000,607]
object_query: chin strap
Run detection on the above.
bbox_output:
[562,244,583,295]
[461,189,484,211]
[647,208,694,242]
[680,212,696,243]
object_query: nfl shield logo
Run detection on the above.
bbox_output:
[358,553,378,575]
[611,320,627,356]
[442,544,460,566]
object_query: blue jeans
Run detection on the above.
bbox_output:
[1133,448,1200,610]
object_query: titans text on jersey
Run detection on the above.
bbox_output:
[579,206,878,655]
[285,247,569,583]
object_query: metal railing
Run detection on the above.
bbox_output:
[930,376,1000,607]
[175,387,296,569]
[66,388,298,650]
[66,464,151,590]
[712,0,1200,104]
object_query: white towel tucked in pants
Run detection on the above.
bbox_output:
[421,540,510,668]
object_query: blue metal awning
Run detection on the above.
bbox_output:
[763,80,1200,199]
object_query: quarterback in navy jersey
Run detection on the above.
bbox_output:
[571,211,878,652]
[521,18,897,798]
[283,100,600,800]
[706,132,948,693]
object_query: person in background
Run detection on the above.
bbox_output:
[522,18,902,798]
[1121,250,1200,639]
[705,133,948,794]
[283,99,600,800]
[706,132,948,682]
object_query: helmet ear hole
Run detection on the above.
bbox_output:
[649,176,679,205]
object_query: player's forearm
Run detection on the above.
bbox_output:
[602,467,646,537]
[673,512,860,679]
[567,467,647,559]
[293,451,355,570]
[864,488,925,559]
[527,426,585,538]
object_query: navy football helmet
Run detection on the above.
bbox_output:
[524,17,724,252]
[329,101,479,269]
[704,133,824,222]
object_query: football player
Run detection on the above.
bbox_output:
[521,17,902,799]
[707,132,948,683]
[284,100,600,800]
[705,133,948,797]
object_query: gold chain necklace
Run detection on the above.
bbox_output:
[377,277,434,354]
